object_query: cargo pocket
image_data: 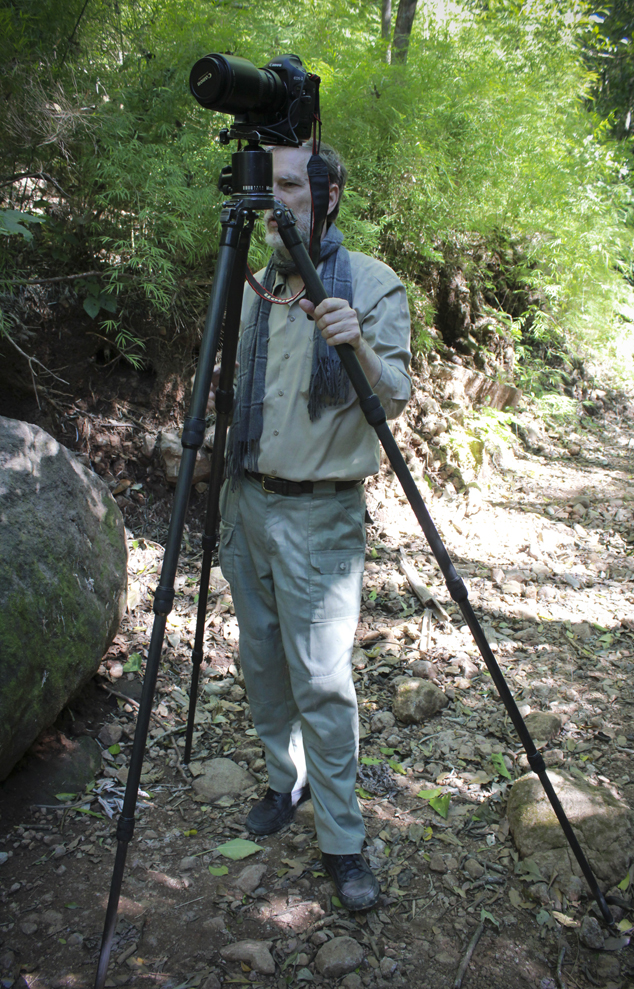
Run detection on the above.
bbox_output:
[309,549,365,622]
[218,479,239,585]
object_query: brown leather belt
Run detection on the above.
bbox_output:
[245,470,362,496]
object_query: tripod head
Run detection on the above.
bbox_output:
[217,140,276,211]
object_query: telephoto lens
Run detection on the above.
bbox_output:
[190,54,286,114]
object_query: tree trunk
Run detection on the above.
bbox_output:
[392,0,418,64]
[381,0,392,62]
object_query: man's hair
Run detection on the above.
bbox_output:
[318,143,347,225]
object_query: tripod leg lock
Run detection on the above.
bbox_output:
[359,393,387,427]
[181,416,207,450]
[202,533,215,552]
[191,647,203,669]
[215,387,234,416]
[153,585,175,615]
[528,751,547,774]
[116,815,135,843]
[446,572,469,603]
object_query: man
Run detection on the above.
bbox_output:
[215,142,411,911]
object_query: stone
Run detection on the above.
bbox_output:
[464,858,484,879]
[392,679,448,724]
[507,771,633,886]
[219,940,275,975]
[0,417,127,781]
[371,711,396,732]
[579,915,604,950]
[429,854,446,873]
[434,951,459,967]
[201,975,222,989]
[315,937,364,978]
[20,919,38,935]
[409,660,436,678]
[595,955,620,980]
[341,975,363,989]
[179,856,198,871]
[160,429,211,486]
[234,863,267,893]
[295,799,315,830]
[524,712,561,742]
[191,758,254,802]
[380,957,398,978]
[98,724,123,747]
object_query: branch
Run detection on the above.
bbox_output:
[12,270,104,285]
[454,921,484,989]
[398,547,450,620]
[0,171,70,199]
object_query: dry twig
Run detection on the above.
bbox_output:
[454,921,484,988]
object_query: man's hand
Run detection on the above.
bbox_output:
[299,297,382,387]
[299,297,362,350]
[201,363,239,413]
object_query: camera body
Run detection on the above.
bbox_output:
[190,53,319,146]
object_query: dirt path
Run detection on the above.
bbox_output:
[1,384,634,989]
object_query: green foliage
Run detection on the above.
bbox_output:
[0,0,632,377]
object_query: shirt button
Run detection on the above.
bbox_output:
[273,430,279,436]
[289,315,296,322]
[284,353,290,359]
[270,469,277,476]
[278,390,284,396]
[339,562,346,571]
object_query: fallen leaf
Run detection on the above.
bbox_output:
[490,753,511,779]
[552,911,579,928]
[122,653,143,673]
[360,757,383,766]
[215,839,262,860]
[417,787,442,799]
[208,865,229,876]
[429,794,450,818]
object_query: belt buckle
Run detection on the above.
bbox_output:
[261,475,277,494]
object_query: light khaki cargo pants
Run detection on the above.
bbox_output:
[218,473,366,853]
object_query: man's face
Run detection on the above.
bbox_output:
[264,146,338,253]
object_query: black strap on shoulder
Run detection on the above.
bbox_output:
[306,152,330,268]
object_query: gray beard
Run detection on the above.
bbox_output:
[270,248,300,275]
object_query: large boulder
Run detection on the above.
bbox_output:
[507,770,633,887]
[0,417,127,780]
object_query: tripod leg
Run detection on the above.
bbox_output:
[184,216,254,763]
[274,206,614,926]
[94,206,249,989]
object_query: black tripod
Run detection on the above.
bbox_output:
[95,139,614,989]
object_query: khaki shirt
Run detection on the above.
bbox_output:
[239,250,411,482]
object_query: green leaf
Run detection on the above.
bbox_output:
[55,793,77,802]
[360,756,382,765]
[83,296,101,319]
[208,865,229,876]
[429,794,451,818]
[380,747,395,755]
[76,808,105,818]
[296,968,314,981]
[535,908,551,926]
[0,208,45,241]
[368,589,378,601]
[417,787,442,799]
[122,653,142,672]
[388,760,407,775]
[355,787,373,799]
[331,896,343,908]
[99,292,117,313]
[65,902,80,909]
[215,839,262,860]
[618,869,631,891]
[490,752,511,780]
[480,908,500,928]
[108,743,121,755]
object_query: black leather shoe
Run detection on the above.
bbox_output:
[246,784,310,835]
[321,852,380,911]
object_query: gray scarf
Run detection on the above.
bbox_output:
[227,224,353,483]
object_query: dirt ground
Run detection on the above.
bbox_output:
[2,359,634,989]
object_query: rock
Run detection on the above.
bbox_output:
[201,976,222,989]
[595,955,620,980]
[409,660,436,678]
[67,932,83,947]
[191,758,254,802]
[160,429,211,486]
[507,771,633,886]
[0,950,15,970]
[98,724,123,747]
[579,915,604,950]
[234,863,267,893]
[464,858,484,879]
[393,679,448,724]
[220,940,275,975]
[380,956,398,978]
[429,854,446,873]
[435,951,459,967]
[315,936,364,978]
[295,799,315,830]
[0,417,127,781]
[371,711,396,732]
[524,712,561,742]
[19,919,38,935]
[179,856,198,871]
[341,974,363,989]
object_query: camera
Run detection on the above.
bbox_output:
[189,53,320,146]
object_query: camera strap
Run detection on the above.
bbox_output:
[307,151,330,268]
